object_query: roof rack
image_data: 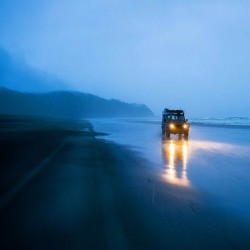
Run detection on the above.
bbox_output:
[163,109,184,115]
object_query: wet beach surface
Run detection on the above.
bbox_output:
[1,115,250,249]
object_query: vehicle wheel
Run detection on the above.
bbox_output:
[166,132,170,139]
[184,132,189,140]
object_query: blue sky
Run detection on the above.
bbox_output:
[0,0,250,116]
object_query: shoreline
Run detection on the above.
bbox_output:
[1,115,250,249]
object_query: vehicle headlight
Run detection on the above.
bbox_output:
[169,124,175,129]
[183,124,188,129]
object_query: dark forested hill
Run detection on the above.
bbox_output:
[0,48,154,118]
[0,88,154,118]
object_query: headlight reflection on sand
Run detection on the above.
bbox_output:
[162,139,190,187]
[189,140,250,157]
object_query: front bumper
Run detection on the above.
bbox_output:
[162,124,189,134]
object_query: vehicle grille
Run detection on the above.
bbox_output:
[175,124,183,129]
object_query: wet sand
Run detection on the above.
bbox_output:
[1,115,250,249]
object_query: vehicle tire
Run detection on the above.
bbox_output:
[184,132,189,140]
[166,132,170,139]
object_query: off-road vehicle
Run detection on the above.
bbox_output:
[162,109,190,139]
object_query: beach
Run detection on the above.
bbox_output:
[1,115,250,249]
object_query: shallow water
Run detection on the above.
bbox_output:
[90,118,250,220]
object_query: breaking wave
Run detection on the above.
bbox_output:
[190,117,250,129]
[127,117,250,129]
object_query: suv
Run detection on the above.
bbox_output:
[162,109,190,139]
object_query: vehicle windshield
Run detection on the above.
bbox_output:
[165,115,185,121]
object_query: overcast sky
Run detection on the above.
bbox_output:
[0,0,250,116]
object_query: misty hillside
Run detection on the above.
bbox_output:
[0,47,67,92]
[0,88,154,118]
[0,48,153,118]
